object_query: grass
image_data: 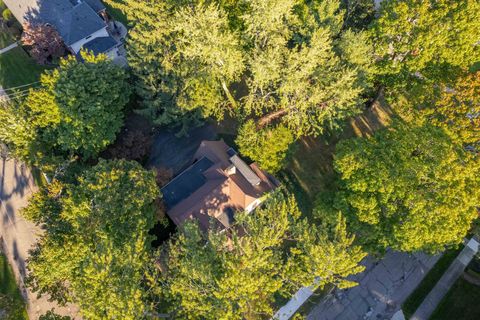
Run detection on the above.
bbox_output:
[0,253,28,319]
[0,27,15,49]
[279,98,394,216]
[402,246,463,318]
[430,277,480,320]
[0,45,50,89]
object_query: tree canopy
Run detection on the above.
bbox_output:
[236,120,295,172]
[0,52,130,173]
[160,193,365,319]
[109,0,374,137]
[373,0,480,83]
[333,122,480,252]
[24,160,160,319]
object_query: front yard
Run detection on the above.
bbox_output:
[430,277,480,320]
[0,252,28,320]
[402,247,463,318]
[0,45,49,89]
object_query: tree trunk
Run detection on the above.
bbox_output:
[257,108,288,128]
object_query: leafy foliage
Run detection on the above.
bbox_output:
[38,310,72,320]
[25,160,160,319]
[372,0,480,82]
[427,71,480,148]
[21,24,66,65]
[0,52,130,174]
[236,120,294,172]
[109,0,373,139]
[333,122,480,252]
[160,193,366,319]
[104,128,153,162]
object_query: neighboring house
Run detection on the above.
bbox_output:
[162,140,278,232]
[3,0,123,58]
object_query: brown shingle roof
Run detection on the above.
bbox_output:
[163,140,277,232]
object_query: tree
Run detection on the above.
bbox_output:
[2,8,12,23]
[236,120,294,172]
[372,0,480,82]
[333,122,480,252]
[0,52,130,173]
[109,0,373,138]
[21,23,66,64]
[24,160,160,319]
[427,71,480,148]
[161,193,365,319]
[39,310,72,320]
[104,128,153,162]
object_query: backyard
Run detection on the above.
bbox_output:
[0,252,28,320]
[279,96,394,216]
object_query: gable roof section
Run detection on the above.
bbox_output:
[3,0,105,46]
[162,157,214,210]
[82,36,117,55]
[162,140,278,232]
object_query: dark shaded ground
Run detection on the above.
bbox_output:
[430,277,480,320]
[402,246,463,318]
[147,124,217,175]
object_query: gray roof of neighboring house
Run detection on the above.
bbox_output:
[82,36,118,55]
[3,0,106,46]
[83,0,105,13]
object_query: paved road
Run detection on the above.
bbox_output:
[411,238,479,320]
[308,250,441,320]
[0,158,79,319]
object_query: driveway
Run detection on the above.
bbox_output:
[308,250,441,320]
[0,158,79,319]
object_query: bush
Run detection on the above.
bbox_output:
[104,129,153,162]
[2,8,12,22]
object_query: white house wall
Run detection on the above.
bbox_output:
[70,26,109,53]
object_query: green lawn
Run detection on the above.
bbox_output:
[0,253,28,320]
[402,247,463,318]
[0,28,15,50]
[430,277,480,320]
[0,46,49,89]
[279,99,394,216]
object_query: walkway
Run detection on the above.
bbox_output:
[308,250,441,320]
[0,42,18,55]
[411,238,479,320]
[0,158,79,319]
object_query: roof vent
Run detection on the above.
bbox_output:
[229,155,261,186]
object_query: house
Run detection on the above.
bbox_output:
[3,0,124,59]
[161,140,278,232]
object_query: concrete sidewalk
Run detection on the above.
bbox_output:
[0,158,79,319]
[0,42,18,55]
[411,238,479,320]
[308,250,441,320]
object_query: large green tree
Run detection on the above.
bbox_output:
[160,193,365,319]
[109,0,373,138]
[0,52,130,173]
[24,160,160,319]
[372,0,480,83]
[235,120,294,172]
[333,122,480,252]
